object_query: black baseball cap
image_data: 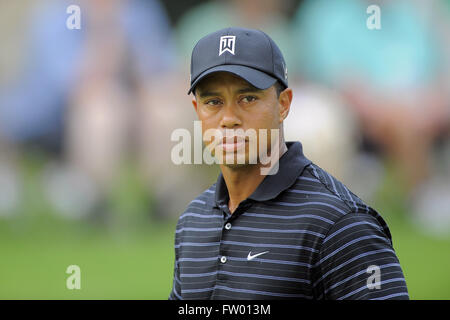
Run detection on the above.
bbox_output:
[188,27,288,95]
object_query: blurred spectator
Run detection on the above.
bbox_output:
[0,2,34,89]
[291,0,450,198]
[64,0,177,220]
[0,0,83,154]
[284,84,386,203]
[0,0,177,219]
[285,85,358,181]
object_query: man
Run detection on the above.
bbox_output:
[169,27,409,300]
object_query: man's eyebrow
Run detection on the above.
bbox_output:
[197,91,221,98]
[236,87,262,94]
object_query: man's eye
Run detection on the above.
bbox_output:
[205,99,221,106]
[241,96,257,103]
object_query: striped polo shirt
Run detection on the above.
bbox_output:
[169,141,409,300]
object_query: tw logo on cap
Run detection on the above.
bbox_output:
[219,35,236,56]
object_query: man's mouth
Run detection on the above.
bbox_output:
[219,136,248,152]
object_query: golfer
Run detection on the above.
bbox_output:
[169,27,409,300]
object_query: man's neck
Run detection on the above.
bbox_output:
[220,142,288,214]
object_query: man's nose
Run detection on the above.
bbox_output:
[220,104,242,128]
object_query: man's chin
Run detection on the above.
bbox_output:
[219,153,259,169]
[221,162,252,170]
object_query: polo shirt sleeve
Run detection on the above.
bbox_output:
[313,212,409,300]
[168,259,182,300]
[168,219,182,300]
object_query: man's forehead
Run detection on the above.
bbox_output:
[196,72,258,93]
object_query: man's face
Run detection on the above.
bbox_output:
[192,72,290,168]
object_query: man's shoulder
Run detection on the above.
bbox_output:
[296,162,368,213]
[292,162,392,241]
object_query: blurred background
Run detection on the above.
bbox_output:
[0,0,449,299]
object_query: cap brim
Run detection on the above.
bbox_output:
[188,65,277,95]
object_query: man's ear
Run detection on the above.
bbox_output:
[278,88,293,123]
[192,96,198,113]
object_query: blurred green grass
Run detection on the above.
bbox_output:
[0,217,177,299]
[386,216,450,299]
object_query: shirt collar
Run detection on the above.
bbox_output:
[214,141,312,207]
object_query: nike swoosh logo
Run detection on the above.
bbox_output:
[247,251,269,261]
